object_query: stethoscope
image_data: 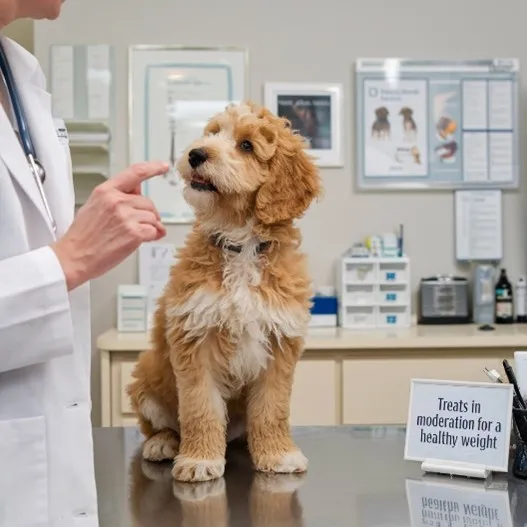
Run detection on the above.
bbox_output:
[0,40,57,233]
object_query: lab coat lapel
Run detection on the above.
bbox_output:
[22,82,74,235]
[0,38,73,238]
[0,89,54,236]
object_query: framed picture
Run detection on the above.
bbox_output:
[129,45,248,223]
[355,58,519,190]
[264,82,343,167]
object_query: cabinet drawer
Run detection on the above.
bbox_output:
[290,360,338,425]
[110,354,141,427]
[342,355,506,425]
[119,361,136,414]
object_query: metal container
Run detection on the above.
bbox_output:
[418,275,471,324]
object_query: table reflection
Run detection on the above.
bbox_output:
[128,440,305,527]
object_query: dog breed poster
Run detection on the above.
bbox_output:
[363,78,428,178]
[355,58,519,190]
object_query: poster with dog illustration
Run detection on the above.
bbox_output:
[363,78,428,178]
[356,58,519,190]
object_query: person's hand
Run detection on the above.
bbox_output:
[51,161,169,290]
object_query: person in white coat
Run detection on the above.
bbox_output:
[0,1,169,525]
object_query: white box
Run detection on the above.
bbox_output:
[117,284,148,332]
[309,314,338,327]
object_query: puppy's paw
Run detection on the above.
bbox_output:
[140,459,173,482]
[253,471,306,493]
[142,433,180,462]
[173,477,226,502]
[254,449,308,474]
[172,455,225,482]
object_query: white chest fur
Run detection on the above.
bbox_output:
[166,243,309,383]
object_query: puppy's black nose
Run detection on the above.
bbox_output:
[188,148,208,168]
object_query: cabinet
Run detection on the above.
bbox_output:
[103,349,339,428]
[338,256,411,329]
[97,326,525,428]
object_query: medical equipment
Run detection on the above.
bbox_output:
[0,41,57,233]
[418,275,470,324]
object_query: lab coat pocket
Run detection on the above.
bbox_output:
[0,416,49,526]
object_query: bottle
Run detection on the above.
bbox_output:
[495,268,514,324]
[516,277,527,323]
[472,264,495,324]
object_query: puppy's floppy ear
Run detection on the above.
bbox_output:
[255,132,322,224]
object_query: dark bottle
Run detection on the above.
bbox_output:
[495,268,514,324]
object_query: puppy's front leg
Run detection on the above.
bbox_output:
[171,355,227,482]
[246,337,307,474]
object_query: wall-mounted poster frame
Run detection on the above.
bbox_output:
[128,45,248,223]
[355,58,520,191]
[264,82,343,167]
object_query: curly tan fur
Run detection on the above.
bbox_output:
[126,100,322,483]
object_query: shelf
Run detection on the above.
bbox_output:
[73,167,109,178]
[65,119,112,208]
[70,143,110,152]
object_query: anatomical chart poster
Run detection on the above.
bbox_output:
[355,59,519,190]
[129,46,247,223]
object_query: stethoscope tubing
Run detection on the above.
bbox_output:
[0,39,56,234]
[0,42,37,161]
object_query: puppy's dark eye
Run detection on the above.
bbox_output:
[240,140,253,152]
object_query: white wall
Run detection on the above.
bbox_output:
[3,18,33,51]
[34,0,527,425]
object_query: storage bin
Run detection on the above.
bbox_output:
[377,305,410,328]
[339,256,411,329]
[343,306,376,329]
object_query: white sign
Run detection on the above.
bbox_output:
[455,190,503,261]
[406,478,512,527]
[138,242,177,329]
[404,379,513,474]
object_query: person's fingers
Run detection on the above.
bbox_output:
[129,209,166,237]
[127,194,161,220]
[139,224,159,242]
[128,209,159,226]
[154,221,166,238]
[154,228,166,241]
[107,161,169,193]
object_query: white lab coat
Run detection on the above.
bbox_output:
[0,37,98,526]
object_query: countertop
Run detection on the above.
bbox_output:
[94,426,527,526]
[97,324,527,351]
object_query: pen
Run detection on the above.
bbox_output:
[485,365,527,442]
[503,359,527,410]
[485,365,524,411]
[484,367,503,383]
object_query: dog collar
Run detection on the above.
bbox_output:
[211,234,271,254]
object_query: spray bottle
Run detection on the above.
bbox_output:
[516,276,527,323]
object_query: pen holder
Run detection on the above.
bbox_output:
[511,408,527,479]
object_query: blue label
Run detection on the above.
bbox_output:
[386,272,396,281]
[386,293,397,302]
[386,315,397,324]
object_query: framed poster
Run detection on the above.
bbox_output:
[355,58,519,190]
[129,45,248,223]
[264,82,343,167]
